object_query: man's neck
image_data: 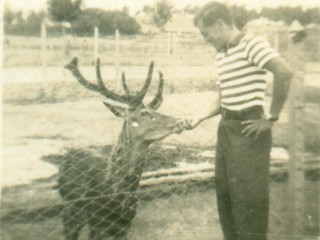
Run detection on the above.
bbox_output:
[227,28,241,46]
[220,27,241,52]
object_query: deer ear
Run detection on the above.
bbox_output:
[103,102,127,117]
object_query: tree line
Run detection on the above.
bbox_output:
[4,0,320,37]
[185,5,320,30]
[4,0,141,36]
[4,0,174,36]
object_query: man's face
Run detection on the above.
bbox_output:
[197,20,226,52]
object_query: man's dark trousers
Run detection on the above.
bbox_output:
[215,110,272,240]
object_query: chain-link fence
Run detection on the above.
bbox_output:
[2,27,320,240]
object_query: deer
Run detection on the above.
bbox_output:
[61,57,182,240]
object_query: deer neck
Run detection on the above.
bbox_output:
[107,124,149,193]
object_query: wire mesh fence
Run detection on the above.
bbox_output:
[1,144,319,239]
[2,28,320,240]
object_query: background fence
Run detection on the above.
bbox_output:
[2,24,320,240]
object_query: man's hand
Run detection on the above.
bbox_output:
[241,119,274,140]
[178,116,203,131]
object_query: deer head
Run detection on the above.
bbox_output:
[64,57,181,145]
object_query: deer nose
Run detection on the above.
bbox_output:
[169,121,184,134]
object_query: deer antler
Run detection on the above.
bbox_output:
[134,61,154,103]
[65,57,157,108]
[95,58,108,92]
[121,72,130,100]
[147,71,164,110]
[65,57,128,104]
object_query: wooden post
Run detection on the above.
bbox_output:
[172,32,177,57]
[170,32,177,93]
[155,35,160,64]
[166,31,171,62]
[287,34,305,239]
[41,21,47,81]
[115,29,120,89]
[94,27,99,66]
[274,33,279,51]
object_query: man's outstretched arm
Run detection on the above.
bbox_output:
[179,92,221,130]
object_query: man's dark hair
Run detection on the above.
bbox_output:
[194,1,234,27]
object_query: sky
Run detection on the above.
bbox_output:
[4,0,320,14]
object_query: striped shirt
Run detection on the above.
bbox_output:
[216,33,279,111]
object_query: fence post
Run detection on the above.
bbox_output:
[274,33,279,51]
[94,27,99,65]
[166,31,171,62]
[172,32,177,57]
[288,35,305,239]
[41,21,47,81]
[170,32,177,93]
[115,29,120,89]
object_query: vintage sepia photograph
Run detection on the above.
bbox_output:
[1,0,320,239]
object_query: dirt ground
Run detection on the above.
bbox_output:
[2,90,295,187]
[1,145,319,240]
[1,70,320,239]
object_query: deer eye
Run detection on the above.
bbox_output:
[140,110,151,116]
[132,121,139,128]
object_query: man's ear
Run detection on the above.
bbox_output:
[103,102,128,117]
[216,19,225,28]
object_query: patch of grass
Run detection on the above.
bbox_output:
[3,76,218,106]
[3,79,320,151]
[4,35,214,67]
[1,145,319,239]
[24,135,71,140]
[1,145,216,239]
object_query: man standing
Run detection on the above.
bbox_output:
[181,2,293,240]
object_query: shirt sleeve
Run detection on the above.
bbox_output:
[245,36,280,69]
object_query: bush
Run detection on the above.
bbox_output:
[113,11,141,35]
[71,9,141,36]
[4,7,140,37]
[48,0,81,23]
[4,10,46,36]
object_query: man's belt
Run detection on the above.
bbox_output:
[221,106,264,120]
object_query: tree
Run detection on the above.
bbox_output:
[305,8,320,25]
[183,4,199,14]
[48,0,82,23]
[24,11,47,35]
[259,6,319,25]
[3,8,25,35]
[4,4,15,26]
[3,7,49,36]
[152,0,173,30]
[143,5,154,14]
[113,11,141,35]
[71,9,140,36]
[230,5,258,30]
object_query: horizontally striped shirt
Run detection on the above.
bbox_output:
[216,33,279,111]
